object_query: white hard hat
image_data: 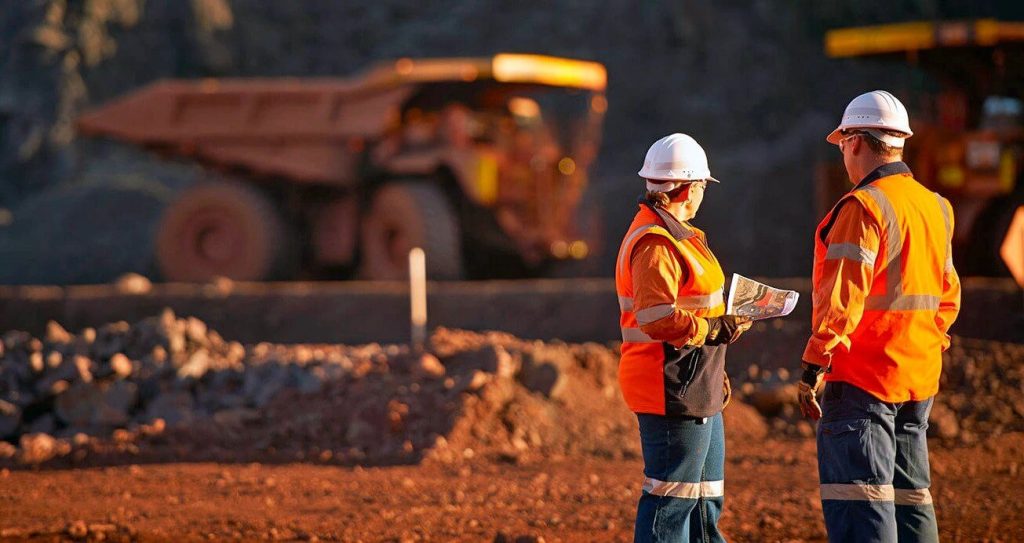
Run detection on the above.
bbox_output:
[826,90,913,148]
[638,133,720,192]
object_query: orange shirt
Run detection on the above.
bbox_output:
[630,236,710,347]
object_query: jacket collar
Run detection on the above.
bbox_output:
[854,161,912,190]
[639,201,696,241]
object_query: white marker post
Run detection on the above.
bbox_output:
[409,247,427,352]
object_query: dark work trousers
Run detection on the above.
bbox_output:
[634,412,725,543]
[817,381,938,543]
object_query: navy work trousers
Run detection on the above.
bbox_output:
[634,412,725,543]
[817,381,938,543]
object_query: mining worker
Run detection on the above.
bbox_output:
[615,133,753,542]
[798,90,961,542]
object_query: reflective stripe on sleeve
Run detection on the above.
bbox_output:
[894,488,933,505]
[820,483,895,502]
[616,225,660,276]
[864,294,940,311]
[676,289,724,310]
[635,304,675,325]
[621,327,657,343]
[825,242,877,267]
[643,478,724,499]
[618,295,634,312]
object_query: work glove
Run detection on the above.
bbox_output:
[797,363,825,420]
[723,374,732,409]
[704,315,753,346]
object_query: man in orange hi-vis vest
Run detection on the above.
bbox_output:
[616,133,753,542]
[799,91,961,543]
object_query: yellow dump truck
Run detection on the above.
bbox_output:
[78,54,607,281]
[824,19,1024,283]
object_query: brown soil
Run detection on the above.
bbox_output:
[1,433,1021,542]
[2,316,1023,541]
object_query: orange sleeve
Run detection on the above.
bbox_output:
[630,236,710,347]
[936,199,961,351]
[803,200,880,367]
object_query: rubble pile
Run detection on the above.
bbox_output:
[729,336,1024,441]
[0,313,645,466]
[1,312,1020,467]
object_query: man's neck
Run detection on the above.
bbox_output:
[853,157,901,186]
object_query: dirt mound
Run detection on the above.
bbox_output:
[1,313,1020,467]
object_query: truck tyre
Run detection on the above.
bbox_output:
[359,181,463,280]
[155,181,290,281]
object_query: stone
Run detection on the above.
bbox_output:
[518,361,566,399]
[45,321,72,344]
[177,350,210,379]
[449,345,518,378]
[55,380,137,427]
[36,355,92,395]
[109,353,133,378]
[0,441,16,459]
[28,414,55,435]
[0,399,21,438]
[114,272,152,295]
[412,353,446,379]
[144,391,194,426]
[18,433,69,464]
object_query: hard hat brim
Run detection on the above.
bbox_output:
[826,124,913,145]
[643,177,719,192]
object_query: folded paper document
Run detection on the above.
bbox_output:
[726,274,799,320]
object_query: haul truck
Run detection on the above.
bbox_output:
[823,19,1024,283]
[77,54,607,281]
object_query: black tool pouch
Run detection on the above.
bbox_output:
[662,342,727,418]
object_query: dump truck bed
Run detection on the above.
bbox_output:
[77,54,606,185]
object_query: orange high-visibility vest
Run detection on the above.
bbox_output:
[813,171,954,402]
[615,204,726,416]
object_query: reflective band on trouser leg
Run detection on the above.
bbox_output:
[894,488,933,505]
[825,242,877,267]
[820,483,895,502]
[643,478,724,499]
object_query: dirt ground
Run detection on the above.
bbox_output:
[1,432,1021,542]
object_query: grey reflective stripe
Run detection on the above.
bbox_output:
[616,224,661,276]
[894,488,933,505]
[935,192,954,273]
[868,294,940,311]
[860,186,903,303]
[820,483,895,502]
[852,186,947,311]
[618,295,634,312]
[643,478,724,499]
[825,242,877,267]
[635,304,675,325]
[621,327,657,343]
[676,289,724,310]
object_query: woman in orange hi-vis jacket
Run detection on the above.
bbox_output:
[615,133,753,542]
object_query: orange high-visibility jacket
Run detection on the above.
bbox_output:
[804,162,961,402]
[615,204,727,416]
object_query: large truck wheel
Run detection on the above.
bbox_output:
[155,181,290,281]
[359,181,463,280]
